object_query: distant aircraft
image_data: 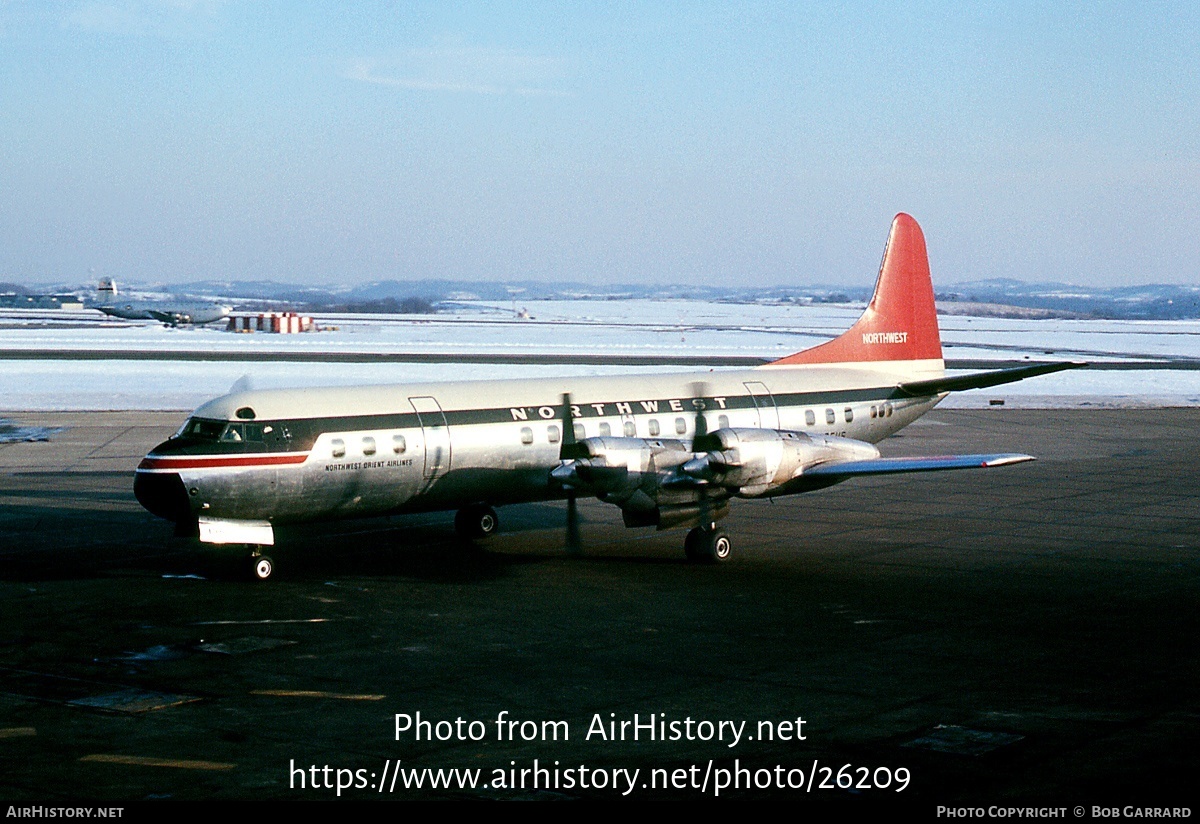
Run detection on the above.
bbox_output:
[93,278,231,326]
[135,214,1083,580]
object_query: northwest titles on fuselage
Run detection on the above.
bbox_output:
[511,396,729,422]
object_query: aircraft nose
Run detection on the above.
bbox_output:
[134,467,191,523]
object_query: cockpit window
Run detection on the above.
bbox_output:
[220,423,244,443]
[177,418,226,441]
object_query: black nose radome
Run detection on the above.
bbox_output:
[134,471,190,523]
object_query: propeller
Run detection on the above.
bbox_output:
[688,381,720,530]
[690,380,722,453]
[559,392,582,554]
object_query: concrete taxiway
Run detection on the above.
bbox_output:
[0,408,1197,805]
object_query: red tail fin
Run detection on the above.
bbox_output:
[770,213,942,366]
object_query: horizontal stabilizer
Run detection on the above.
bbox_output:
[897,362,1086,397]
[803,453,1033,478]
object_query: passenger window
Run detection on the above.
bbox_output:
[623,421,636,437]
[573,424,585,439]
[648,419,660,436]
[547,425,560,444]
[221,424,244,443]
[825,408,836,425]
[805,409,815,427]
[844,407,854,423]
[331,438,345,458]
[393,434,406,454]
[870,405,877,419]
[675,417,687,435]
[598,422,611,437]
[520,426,534,445]
[718,414,729,429]
[885,403,894,417]
[362,436,376,455]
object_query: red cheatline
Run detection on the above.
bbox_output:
[137,453,309,471]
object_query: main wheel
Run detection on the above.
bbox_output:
[685,528,731,563]
[249,553,275,582]
[708,530,732,562]
[455,504,499,540]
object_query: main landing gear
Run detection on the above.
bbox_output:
[455,504,499,540]
[683,526,732,563]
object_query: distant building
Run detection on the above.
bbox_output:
[228,312,315,333]
[0,293,85,310]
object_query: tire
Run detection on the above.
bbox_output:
[687,528,731,563]
[455,505,499,540]
[249,553,274,582]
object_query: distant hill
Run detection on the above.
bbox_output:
[13,276,1200,320]
[936,279,1200,320]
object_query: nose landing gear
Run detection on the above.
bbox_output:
[248,549,275,582]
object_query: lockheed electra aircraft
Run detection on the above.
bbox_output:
[135,214,1079,580]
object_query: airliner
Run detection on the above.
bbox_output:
[135,214,1080,580]
[94,278,231,326]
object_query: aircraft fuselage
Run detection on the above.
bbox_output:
[135,363,943,533]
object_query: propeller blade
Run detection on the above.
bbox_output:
[566,492,581,553]
[690,380,722,452]
[558,391,583,553]
[690,380,716,529]
[559,392,587,460]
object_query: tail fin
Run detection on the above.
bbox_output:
[97,278,117,296]
[768,213,942,366]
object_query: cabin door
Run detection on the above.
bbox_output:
[743,381,779,429]
[409,396,452,481]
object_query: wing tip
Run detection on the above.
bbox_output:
[981,454,1035,467]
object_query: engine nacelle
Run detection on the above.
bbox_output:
[552,436,690,495]
[690,428,880,497]
[553,430,878,527]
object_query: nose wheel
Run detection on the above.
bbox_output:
[248,550,275,582]
[684,527,731,563]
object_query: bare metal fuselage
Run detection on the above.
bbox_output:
[135,361,943,532]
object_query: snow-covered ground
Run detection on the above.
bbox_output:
[1,301,1198,411]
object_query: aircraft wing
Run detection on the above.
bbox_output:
[802,453,1033,479]
[147,309,191,326]
[896,361,1086,397]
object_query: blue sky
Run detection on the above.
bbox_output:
[1,1,1197,288]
